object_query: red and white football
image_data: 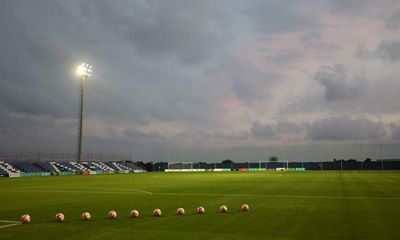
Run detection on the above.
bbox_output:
[177,208,185,215]
[55,213,65,222]
[153,208,162,217]
[130,210,139,218]
[81,212,91,221]
[241,204,250,212]
[108,210,117,219]
[219,205,228,213]
[21,214,31,224]
[197,206,205,214]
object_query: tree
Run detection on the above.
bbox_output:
[144,162,154,171]
[222,159,234,164]
[135,161,146,169]
[269,156,279,162]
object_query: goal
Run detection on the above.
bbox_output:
[258,161,289,171]
[167,162,193,170]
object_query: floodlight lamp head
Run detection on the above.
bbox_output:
[77,62,93,78]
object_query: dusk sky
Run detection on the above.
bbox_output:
[1,0,400,161]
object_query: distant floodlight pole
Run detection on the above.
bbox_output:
[76,62,93,163]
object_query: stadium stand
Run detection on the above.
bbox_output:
[124,162,143,171]
[0,161,21,177]
[14,162,43,173]
[69,162,89,172]
[81,162,103,172]
[0,168,7,177]
[114,162,132,171]
[105,162,131,171]
[1,158,399,177]
[55,162,82,173]
[37,162,60,174]
[104,162,121,171]
[91,162,115,172]
[33,162,52,172]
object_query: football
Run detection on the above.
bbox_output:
[108,210,117,219]
[55,213,65,222]
[176,207,185,215]
[153,208,162,217]
[241,204,249,211]
[81,212,91,221]
[21,214,31,224]
[197,206,205,214]
[219,205,228,213]
[130,210,139,218]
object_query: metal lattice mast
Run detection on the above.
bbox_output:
[75,63,93,163]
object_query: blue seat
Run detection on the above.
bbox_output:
[15,162,43,173]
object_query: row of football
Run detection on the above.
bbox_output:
[20,204,250,223]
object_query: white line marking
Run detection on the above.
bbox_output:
[0,220,19,223]
[1,189,143,195]
[0,223,20,229]
[153,192,400,200]
[1,188,399,200]
[0,220,21,229]
[94,187,153,194]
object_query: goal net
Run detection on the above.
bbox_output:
[258,161,289,171]
[167,162,193,170]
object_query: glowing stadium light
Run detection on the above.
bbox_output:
[76,62,93,78]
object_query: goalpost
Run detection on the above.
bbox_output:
[258,161,289,171]
[167,162,193,171]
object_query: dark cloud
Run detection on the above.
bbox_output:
[251,122,277,140]
[300,31,342,54]
[356,41,400,62]
[264,49,304,65]
[385,9,400,29]
[375,41,400,62]
[123,128,165,142]
[331,0,375,13]
[0,0,234,125]
[212,131,249,141]
[0,0,400,160]
[277,93,321,116]
[330,0,398,17]
[354,44,370,58]
[93,0,231,65]
[390,123,400,140]
[231,70,275,106]
[314,64,365,101]
[251,120,303,140]
[307,115,387,141]
[205,54,281,106]
[0,106,76,152]
[0,3,77,118]
[276,120,303,134]
[281,66,400,116]
[176,130,249,144]
[0,0,237,156]
[244,0,321,34]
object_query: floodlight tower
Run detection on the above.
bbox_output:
[76,62,93,163]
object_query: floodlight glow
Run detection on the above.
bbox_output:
[76,62,93,77]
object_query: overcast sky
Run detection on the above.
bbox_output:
[1,0,400,161]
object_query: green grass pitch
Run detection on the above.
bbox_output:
[0,171,399,240]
